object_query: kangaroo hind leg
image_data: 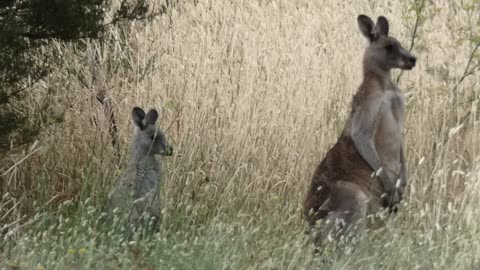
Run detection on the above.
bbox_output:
[320,181,369,243]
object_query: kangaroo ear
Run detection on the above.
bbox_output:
[132,107,146,129]
[375,16,389,37]
[145,109,159,126]
[357,15,376,41]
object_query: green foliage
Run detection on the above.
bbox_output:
[0,0,159,155]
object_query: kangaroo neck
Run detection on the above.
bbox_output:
[362,62,395,90]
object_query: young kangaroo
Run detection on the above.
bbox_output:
[304,15,416,243]
[108,106,173,225]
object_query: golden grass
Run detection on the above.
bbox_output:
[1,0,480,268]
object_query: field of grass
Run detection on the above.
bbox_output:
[1,0,480,269]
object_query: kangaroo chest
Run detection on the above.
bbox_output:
[375,90,405,173]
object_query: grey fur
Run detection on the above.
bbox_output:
[352,14,415,208]
[108,106,173,225]
[304,15,416,246]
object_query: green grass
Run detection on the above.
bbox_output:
[2,196,480,270]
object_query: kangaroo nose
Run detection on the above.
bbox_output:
[165,145,174,156]
[408,56,416,65]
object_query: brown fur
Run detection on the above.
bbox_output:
[303,80,386,228]
[304,15,416,243]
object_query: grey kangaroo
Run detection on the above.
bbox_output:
[304,15,416,244]
[108,106,173,225]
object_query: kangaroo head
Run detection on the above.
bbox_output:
[131,107,173,156]
[357,15,416,71]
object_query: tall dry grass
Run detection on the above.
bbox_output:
[1,0,479,268]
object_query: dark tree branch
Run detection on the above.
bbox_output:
[396,0,426,84]
[452,42,480,94]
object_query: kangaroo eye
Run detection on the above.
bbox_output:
[385,44,394,52]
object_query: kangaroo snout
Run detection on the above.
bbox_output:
[398,52,416,70]
[408,55,416,65]
[400,46,416,70]
[161,145,174,156]
[404,55,416,70]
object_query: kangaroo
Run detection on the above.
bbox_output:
[108,106,173,225]
[304,15,416,244]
